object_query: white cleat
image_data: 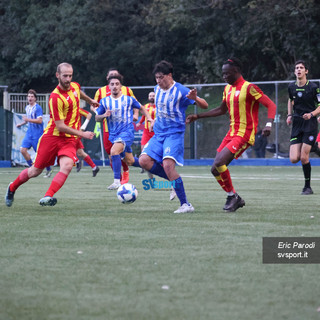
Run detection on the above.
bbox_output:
[170,186,177,201]
[39,196,57,206]
[173,203,195,213]
[107,182,121,190]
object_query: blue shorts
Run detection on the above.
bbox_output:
[21,136,40,151]
[141,132,185,166]
[112,135,133,158]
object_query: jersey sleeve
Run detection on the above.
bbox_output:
[128,87,137,99]
[79,108,89,118]
[94,89,101,102]
[96,100,106,115]
[49,94,65,121]
[132,97,141,109]
[36,104,43,118]
[248,84,263,101]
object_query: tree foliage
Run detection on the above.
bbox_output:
[0,0,319,92]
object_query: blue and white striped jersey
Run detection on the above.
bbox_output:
[153,82,194,136]
[96,94,141,142]
[25,103,44,139]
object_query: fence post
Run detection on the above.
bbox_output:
[275,82,279,158]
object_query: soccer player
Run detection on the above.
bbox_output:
[287,60,320,195]
[16,89,52,177]
[139,60,209,213]
[137,91,156,177]
[75,108,100,177]
[94,68,138,184]
[186,57,276,212]
[95,74,154,190]
[138,91,156,151]
[5,62,98,207]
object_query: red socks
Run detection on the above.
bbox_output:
[45,172,68,197]
[10,168,29,192]
[84,155,95,169]
[215,165,235,193]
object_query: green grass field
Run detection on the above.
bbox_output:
[1,165,319,320]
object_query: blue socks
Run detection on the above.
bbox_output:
[173,177,188,206]
[111,155,121,179]
[132,157,141,168]
[149,162,169,180]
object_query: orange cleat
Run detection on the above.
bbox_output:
[121,171,129,184]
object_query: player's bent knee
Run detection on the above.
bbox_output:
[289,156,300,164]
[139,155,151,169]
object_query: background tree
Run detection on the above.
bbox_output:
[0,0,319,92]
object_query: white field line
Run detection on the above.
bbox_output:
[180,174,320,181]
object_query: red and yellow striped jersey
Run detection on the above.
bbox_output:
[223,76,264,144]
[44,82,81,138]
[94,85,136,133]
[79,107,89,119]
[140,103,156,130]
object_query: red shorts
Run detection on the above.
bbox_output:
[141,129,155,146]
[103,131,113,155]
[34,135,78,169]
[76,138,84,150]
[217,134,251,159]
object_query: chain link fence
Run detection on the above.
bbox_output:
[2,80,320,161]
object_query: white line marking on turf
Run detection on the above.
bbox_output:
[180,174,320,181]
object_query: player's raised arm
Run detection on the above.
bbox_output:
[80,90,99,108]
[258,94,276,136]
[186,101,228,124]
[54,119,95,139]
[187,88,208,109]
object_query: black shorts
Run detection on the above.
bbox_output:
[290,130,317,146]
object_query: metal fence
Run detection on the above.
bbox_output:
[2,79,320,161]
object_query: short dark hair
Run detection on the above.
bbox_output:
[295,60,308,70]
[107,74,123,85]
[153,60,173,75]
[27,89,37,99]
[223,57,242,72]
[106,68,119,78]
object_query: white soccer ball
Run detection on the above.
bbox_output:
[117,183,138,204]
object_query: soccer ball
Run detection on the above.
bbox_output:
[117,183,138,204]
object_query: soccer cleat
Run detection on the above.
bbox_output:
[174,203,195,213]
[301,187,313,195]
[92,166,100,177]
[43,169,53,178]
[5,183,15,207]
[169,186,177,201]
[39,196,57,206]
[223,193,245,212]
[76,160,83,172]
[107,181,121,190]
[121,171,129,184]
